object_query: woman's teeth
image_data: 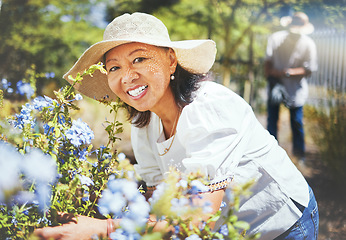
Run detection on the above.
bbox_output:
[128,85,148,97]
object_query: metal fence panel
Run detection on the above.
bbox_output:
[309,29,346,93]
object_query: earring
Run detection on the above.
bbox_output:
[170,74,175,80]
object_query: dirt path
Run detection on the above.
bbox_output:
[256,108,346,240]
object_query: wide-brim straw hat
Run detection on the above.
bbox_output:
[280,12,314,35]
[63,12,217,101]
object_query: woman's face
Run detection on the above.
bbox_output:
[105,43,177,113]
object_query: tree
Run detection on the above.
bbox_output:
[153,0,345,100]
[104,0,179,22]
[0,0,103,96]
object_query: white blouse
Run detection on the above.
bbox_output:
[131,81,309,239]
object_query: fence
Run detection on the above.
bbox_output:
[307,29,346,108]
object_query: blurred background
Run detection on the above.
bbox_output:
[0,0,345,239]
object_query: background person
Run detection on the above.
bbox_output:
[35,12,319,240]
[264,12,318,161]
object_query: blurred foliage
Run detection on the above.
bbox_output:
[0,0,103,95]
[105,0,179,20]
[305,97,346,182]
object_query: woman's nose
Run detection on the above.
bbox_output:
[121,67,139,84]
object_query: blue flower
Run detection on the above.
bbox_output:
[219,201,227,210]
[68,170,77,178]
[13,191,35,205]
[7,87,14,93]
[98,188,126,216]
[75,94,83,101]
[174,226,180,234]
[0,142,22,201]
[65,118,94,147]
[1,78,12,92]
[219,224,229,236]
[188,180,209,195]
[32,96,56,111]
[176,179,188,189]
[110,228,141,240]
[22,149,57,184]
[117,152,126,161]
[149,182,167,205]
[1,78,9,87]
[45,72,55,79]
[43,124,54,135]
[21,149,56,211]
[57,114,66,124]
[12,103,35,129]
[98,178,149,233]
[74,148,89,161]
[82,190,90,202]
[35,183,52,212]
[22,209,29,216]
[185,234,202,240]
[123,195,149,229]
[16,80,35,99]
[171,197,189,216]
[95,146,112,161]
[78,175,94,186]
[11,216,18,225]
[37,216,51,225]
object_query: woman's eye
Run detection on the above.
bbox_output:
[108,66,119,72]
[133,57,146,64]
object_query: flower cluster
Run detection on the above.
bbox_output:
[0,140,58,237]
[0,142,22,202]
[66,118,94,147]
[1,64,120,238]
[1,78,13,94]
[12,103,35,130]
[98,177,150,237]
[16,80,35,99]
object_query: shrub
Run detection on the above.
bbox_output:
[305,101,346,182]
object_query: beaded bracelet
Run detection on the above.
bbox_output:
[107,218,115,239]
[147,177,233,193]
[207,177,233,192]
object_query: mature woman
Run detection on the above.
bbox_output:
[35,12,318,240]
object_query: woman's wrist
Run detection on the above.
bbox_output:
[107,218,115,237]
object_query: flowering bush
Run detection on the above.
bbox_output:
[0,64,259,240]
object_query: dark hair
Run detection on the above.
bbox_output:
[126,64,207,128]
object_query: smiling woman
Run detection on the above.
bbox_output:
[35,12,319,240]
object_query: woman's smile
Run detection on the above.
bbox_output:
[127,85,148,99]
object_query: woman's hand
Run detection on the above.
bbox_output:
[33,213,108,240]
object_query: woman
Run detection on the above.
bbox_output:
[35,12,318,240]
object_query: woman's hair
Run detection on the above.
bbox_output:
[126,64,207,128]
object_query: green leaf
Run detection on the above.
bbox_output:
[233,221,250,230]
[141,232,163,240]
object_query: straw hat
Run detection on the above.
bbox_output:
[280,12,314,35]
[63,12,217,101]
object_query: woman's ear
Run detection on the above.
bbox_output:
[168,48,178,74]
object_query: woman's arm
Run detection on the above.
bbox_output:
[146,189,225,230]
[34,189,224,239]
[34,214,109,240]
[191,189,225,228]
